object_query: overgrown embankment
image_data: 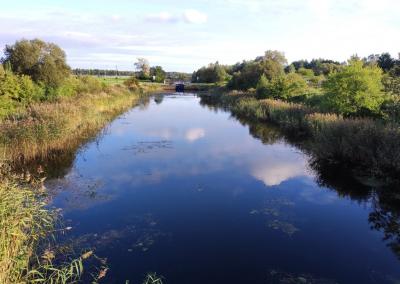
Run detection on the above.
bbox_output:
[0,81,155,283]
[208,92,400,181]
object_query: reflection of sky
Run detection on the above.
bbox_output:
[48,95,400,283]
[57,95,314,194]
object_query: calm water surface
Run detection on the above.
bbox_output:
[48,94,400,284]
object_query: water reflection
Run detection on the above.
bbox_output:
[185,128,206,142]
[43,94,400,283]
[202,95,400,264]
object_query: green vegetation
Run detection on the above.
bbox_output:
[3,39,70,88]
[210,93,400,180]
[197,50,400,180]
[0,39,164,283]
[194,50,400,121]
[191,61,229,83]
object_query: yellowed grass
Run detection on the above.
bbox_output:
[0,85,143,164]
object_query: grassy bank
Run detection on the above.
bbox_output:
[0,84,146,164]
[209,92,400,181]
[0,80,156,283]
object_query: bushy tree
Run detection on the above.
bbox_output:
[150,66,166,83]
[258,50,287,80]
[257,73,308,100]
[192,62,228,83]
[378,53,395,72]
[228,61,262,90]
[134,58,150,79]
[228,50,287,90]
[2,39,70,87]
[323,58,384,116]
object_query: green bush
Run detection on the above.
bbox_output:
[323,59,385,117]
[0,71,45,117]
[256,73,309,101]
[297,67,314,77]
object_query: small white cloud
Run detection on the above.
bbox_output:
[183,9,208,24]
[145,12,179,23]
[185,128,206,142]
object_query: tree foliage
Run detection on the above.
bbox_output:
[192,62,228,83]
[134,58,150,79]
[256,73,308,100]
[378,53,396,72]
[150,66,166,83]
[227,50,287,90]
[323,59,384,116]
[2,39,70,87]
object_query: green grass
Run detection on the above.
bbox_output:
[98,76,130,85]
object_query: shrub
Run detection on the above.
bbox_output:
[298,67,314,77]
[257,73,309,101]
[323,59,385,117]
[76,76,105,94]
[123,76,140,91]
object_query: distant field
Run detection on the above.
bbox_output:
[98,76,129,85]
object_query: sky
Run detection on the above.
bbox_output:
[0,0,399,72]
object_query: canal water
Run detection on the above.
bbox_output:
[48,94,400,284]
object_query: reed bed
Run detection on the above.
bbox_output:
[0,85,143,164]
[222,92,400,178]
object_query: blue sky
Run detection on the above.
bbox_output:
[0,0,399,72]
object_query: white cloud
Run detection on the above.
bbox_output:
[145,9,208,25]
[145,12,179,23]
[183,9,208,24]
[251,161,308,186]
[185,128,206,142]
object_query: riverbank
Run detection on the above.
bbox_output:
[201,91,400,184]
[0,82,156,283]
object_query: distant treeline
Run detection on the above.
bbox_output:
[73,68,192,82]
[73,69,135,77]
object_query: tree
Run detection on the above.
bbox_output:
[150,66,166,83]
[192,62,228,83]
[134,58,150,79]
[228,61,262,90]
[323,58,384,116]
[2,39,70,87]
[258,50,287,80]
[378,53,395,72]
[256,75,269,98]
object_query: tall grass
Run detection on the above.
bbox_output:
[0,179,54,283]
[0,85,145,165]
[220,92,400,179]
[0,81,157,283]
